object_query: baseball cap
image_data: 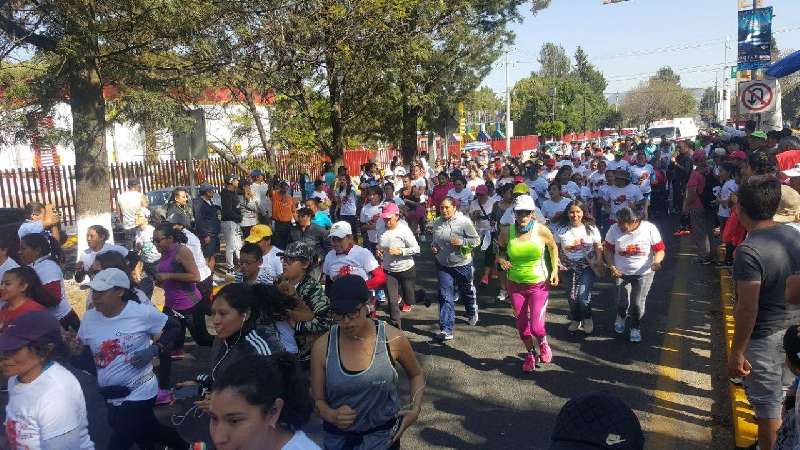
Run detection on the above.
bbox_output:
[198,183,216,193]
[245,224,272,243]
[549,393,644,450]
[329,221,353,238]
[381,202,400,219]
[730,150,747,161]
[773,185,800,223]
[329,275,370,314]
[277,241,313,260]
[751,130,768,140]
[514,175,524,184]
[514,195,537,212]
[475,185,489,195]
[88,268,130,291]
[225,174,240,184]
[250,169,264,177]
[692,150,707,162]
[782,163,800,178]
[546,159,556,167]
[0,311,64,353]
[512,183,530,195]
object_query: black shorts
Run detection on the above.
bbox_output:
[202,234,220,257]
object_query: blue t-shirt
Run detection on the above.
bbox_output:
[313,211,332,229]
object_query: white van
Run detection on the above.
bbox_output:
[646,118,699,143]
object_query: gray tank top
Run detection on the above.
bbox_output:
[325,321,400,432]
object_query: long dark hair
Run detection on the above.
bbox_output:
[555,199,597,235]
[155,222,187,244]
[21,232,62,265]
[213,354,313,431]
[252,284,298,323]
[215,283,260,328]
[3,266,59,308]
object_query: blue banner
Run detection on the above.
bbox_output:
[738,7,773,70]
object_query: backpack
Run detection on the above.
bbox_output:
[699,171,718,209]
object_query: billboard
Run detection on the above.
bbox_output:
[737,7,773,70]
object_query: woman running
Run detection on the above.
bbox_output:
[377,202,421,328]
[0,267,50,331]
[553,200,603,334]
[496,194,559,372]
[75,224,128,285]
[209,354,319,450]
[310,275,425,450]
[603,207,665,343]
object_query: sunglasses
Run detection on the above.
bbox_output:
[332,304,365,322]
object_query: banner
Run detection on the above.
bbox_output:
[738,7,773,70]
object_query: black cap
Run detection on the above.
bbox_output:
[329,275,370,314]
[549,393,644,450]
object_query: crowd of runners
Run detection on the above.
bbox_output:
[1,120,800,449]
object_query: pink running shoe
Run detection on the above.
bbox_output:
[538,338,552,364]
[155,389,174,406]
[480,274,489,286]
[522,353,536,372]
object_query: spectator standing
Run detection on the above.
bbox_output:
[117,179,148,244]
[271,181,297,250]
[221,175,243,276]
[682,150,715,265]
[249,169,272,222]
[193,183,221,277]
[729,177,800,450]
[164,187,193,228]
[289,208,330,279]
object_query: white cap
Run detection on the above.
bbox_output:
[329,221,353,238]
[88,268,130,291]
[514,195,537,211]
[393,166,407,176]
[783,163,800,178]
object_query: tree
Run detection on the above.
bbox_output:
[699,87,718,122]
[538,120,565,139]
[652,66,681,85]
[573,46,607,94]
[538,42,571,78]
[619,66,697,127]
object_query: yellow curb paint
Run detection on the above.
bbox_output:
[719,269,758,448]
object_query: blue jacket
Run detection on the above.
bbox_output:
[193,197,220,237]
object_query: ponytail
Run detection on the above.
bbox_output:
[20,233,62,265]
[4,267,59,308]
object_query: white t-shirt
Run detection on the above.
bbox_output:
[322,245,379,281]
[466,178,485,192]
[603,185,644,219]
[17,221,44,239]
[135,225,161,264]
[447,188,474,212]
[718,179,738,218]
[359,203,384,244]
[579,185,593,201]
[183,229,212,281]
[78,301,168,405]
[311,190,329,203]
[605,221,664,275]
[31,257,71,320]
[337,190,358,216]
[118,190,144,230]
[540,198,572,221]
[0,257,20,286]
[276,321,298,354]
[629,163,654,194]
[260,246,283,285]
[282,430,321,450]
[78,244,129,282]
[468,198,496,232]
[555,224,602,262]
[5,362,93,450]
[607,160,630,172]
[531,176,550,200]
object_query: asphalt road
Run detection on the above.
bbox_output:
[157,215,733,450]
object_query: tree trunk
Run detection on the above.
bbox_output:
[143,120,158,163]
[241,87,272,164]
[326,55,344,161]
[400,94,418,165]
[69,54,113,253]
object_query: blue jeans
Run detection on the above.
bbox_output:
[437,263,478,334]
[564,266,595,321]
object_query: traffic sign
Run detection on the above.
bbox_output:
[738,80,776,113]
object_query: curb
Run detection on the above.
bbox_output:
[719,268,758,449]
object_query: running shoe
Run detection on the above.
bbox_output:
[693,257,713,265]
[522,353,536,373]
[582,317,594,335]
[170,349,186,360]
[468,312,479,326]
[568,321,581,332]
[630,328,642,343]
[496,289,508,303]
[435,331,454,341]
[480,274,489,286]
[614,315,626,334]
[155,389,174,406]
[538,338,552,364]
[401,303,412,313]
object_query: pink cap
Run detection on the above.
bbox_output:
[381,202,400,219]
[730,150,747,161]
[475,185,489,195]
[692,150,707,162]
[513,175,524,183]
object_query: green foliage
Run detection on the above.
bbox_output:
[538,120,565,138]
[538,42,570,78]
[699,87,718,122]
[620,66,697,127]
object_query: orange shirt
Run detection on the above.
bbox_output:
[271,191,296,222]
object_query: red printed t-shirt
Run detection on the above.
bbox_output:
[604,221,665,275]
[0,299,45,332]
[685,170,705,210]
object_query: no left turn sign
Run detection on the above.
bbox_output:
[739,80,777,113]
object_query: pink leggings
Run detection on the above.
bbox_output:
[507,280,549,339]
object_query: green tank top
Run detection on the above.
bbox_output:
[507,223,548,284]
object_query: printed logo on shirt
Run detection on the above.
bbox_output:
[618,244,645,257]
[613,195,628,206]
[95,339,125,368]
[6,418,33,449]
[337,265,353,277]
[564,239,591,253]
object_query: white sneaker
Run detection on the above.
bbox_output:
[496,290,508,303]
[568,321,581,332]
[468,312,479,326]
[582,318,594,335]
[614,315,626,334]
[630,328,642,343]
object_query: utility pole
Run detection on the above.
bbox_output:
[550,86,557,122]
[723,36,731,123]
[504,49,512,155]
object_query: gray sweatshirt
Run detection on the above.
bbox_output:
[431,211,481,267]
[378,220,420,273]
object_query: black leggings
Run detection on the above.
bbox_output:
[385,266,417,329]
[158,300,213,389]
[107,397,187,450]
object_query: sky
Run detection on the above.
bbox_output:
[481,0,800,96]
